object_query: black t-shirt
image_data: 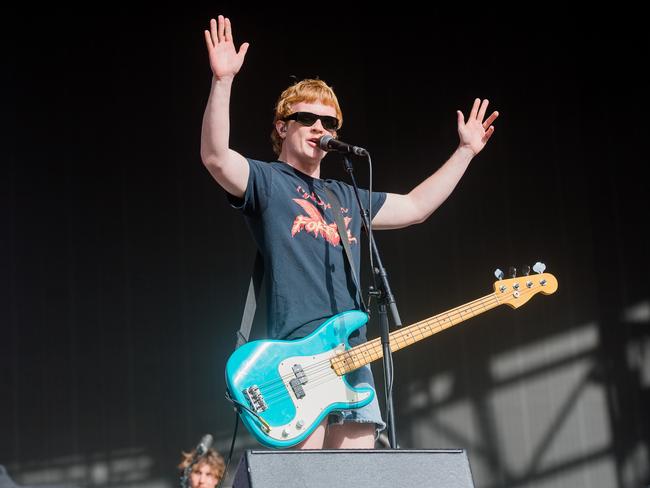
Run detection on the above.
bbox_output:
[228,158,387,345]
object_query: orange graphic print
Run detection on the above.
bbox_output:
[291,199,357,247]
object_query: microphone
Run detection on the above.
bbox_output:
[318,135,368,156]
[195,433,213,456]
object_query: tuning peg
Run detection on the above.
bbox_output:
[522,265,531,276]
[494,268,504,280]
[533,262,546,274]
[509,266,517,278]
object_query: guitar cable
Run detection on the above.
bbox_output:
[217,390,257,488]
[215,410,238,488]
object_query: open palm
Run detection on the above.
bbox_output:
[204,16,249,80]
[457,98,499,155]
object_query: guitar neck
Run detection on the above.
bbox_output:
[330,292,502,376]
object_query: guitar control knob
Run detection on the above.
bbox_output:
[296,420,304,430]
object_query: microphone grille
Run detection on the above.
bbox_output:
[318,134,333,150]
[198,434,213,454]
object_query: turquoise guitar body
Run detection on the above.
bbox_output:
[225,310,374,449]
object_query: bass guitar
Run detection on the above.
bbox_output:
[225,267,558,448]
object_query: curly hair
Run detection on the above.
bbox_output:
[270,78,343,156]
[177,448,225,483]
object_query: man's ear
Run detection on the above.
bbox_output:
[276,120,287,137]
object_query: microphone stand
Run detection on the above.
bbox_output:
[180,452,202,488]
[342,154,402,449]
[180,464,192,488]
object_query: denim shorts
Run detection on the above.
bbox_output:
[328,365,387,439]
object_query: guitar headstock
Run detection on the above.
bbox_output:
[493,262,558,308]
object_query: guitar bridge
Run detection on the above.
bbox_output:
[243,385,267,413]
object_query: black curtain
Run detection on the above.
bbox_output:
[2,5,648,488]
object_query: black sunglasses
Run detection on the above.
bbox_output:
[282,112,340,131]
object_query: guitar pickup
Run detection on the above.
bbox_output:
[289,364,308,399]
[292,364,308,385]
[243,385,268,413]
[289,378,306,399]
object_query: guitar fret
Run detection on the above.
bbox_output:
[338,293,505,374]
[349,354,358,368]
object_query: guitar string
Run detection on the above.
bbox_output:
[254,292,501,402]
[257,293,510,405]
[255,292,506,403]
[249,291,504,394]
[245,280,550,408]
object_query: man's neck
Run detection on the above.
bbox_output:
[279,155,321,179]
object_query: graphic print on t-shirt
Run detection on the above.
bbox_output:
[290,186,357,247]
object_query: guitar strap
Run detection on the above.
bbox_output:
[323,185,367,313]
[235,251,263,349]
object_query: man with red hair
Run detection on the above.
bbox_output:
[200,15,498,449]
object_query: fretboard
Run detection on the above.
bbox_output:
[330,292,502,376]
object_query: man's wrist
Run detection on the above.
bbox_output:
[213,75,235,86]
[456,145,476,160]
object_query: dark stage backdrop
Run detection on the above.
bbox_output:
[2,5,649,488]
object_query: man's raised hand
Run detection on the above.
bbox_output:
[204,15,249,81]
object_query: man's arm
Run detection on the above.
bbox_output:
[373,99,499,230]
[200,15,250,198]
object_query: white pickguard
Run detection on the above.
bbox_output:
[266,345,371,442]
